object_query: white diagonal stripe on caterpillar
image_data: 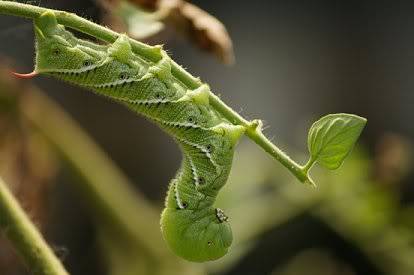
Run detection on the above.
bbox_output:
[154,118,211,131]
[117,97,175,105]
[173,179,186,210]
[178,137,219,172]
[186,153,200,187]
[83,70,154,88]
[46,56,108,74]
[92,93,216,131]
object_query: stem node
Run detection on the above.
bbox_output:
[246,119,263,134]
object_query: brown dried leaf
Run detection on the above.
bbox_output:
[98,0,235,64]
[128,0,159,11]
[163,0,235,65]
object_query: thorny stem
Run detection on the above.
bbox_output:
[0,176,69,275]
[0,1,314,185]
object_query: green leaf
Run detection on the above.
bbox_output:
[308,113,367,170]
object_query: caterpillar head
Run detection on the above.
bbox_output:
[161,207,232,262]
[33,12,101,74]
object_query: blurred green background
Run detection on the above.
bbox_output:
[0,1,413,275]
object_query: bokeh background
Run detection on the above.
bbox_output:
[0,0,413,274]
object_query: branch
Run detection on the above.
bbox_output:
[0,1,315,184]
[0,176,69,275]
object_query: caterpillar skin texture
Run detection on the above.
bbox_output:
[31,12,245,262]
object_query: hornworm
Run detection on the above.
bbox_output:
[16,12,245,262]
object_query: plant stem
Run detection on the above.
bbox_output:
[0,176,69,275]
[0,1,312,184]
[209,93,313,185]
[302,157,316,174]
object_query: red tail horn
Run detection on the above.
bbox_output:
[11,71,38,79]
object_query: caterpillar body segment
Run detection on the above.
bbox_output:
[25,11,246,262]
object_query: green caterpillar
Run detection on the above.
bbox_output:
[17,11,246,262]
